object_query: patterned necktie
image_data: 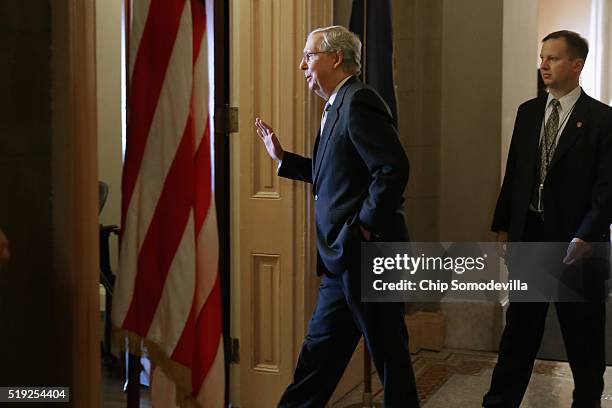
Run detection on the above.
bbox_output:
[539,99,560,184]
[531,98,561,213]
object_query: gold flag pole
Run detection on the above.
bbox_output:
[348,1,381,406]
[361,1,375,404]
[123,1,142,407]
[360,8,377,406]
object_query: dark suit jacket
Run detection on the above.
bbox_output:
[279,76,409,275]
[492,90,612,243]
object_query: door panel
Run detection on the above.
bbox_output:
[230,1,331,406]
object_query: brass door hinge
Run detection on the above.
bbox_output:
[217,105,239,134]
[229,337,240,363]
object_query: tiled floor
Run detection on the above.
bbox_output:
[333,349,612,407]
[101,349,612,407]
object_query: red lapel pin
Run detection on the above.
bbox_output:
[577,121,583,128]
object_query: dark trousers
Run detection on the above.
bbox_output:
[483,212,606,408]
[278,270,420,408]
[483,302,605,408]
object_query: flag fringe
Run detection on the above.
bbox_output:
[112,325,204,407]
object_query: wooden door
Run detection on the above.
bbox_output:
[230,1,331,406]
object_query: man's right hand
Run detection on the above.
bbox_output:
[496,230,508,261]
[0,228,10,265]
[255,117,284,162]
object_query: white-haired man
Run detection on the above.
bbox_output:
[255,25,419,407]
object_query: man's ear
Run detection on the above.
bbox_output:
[332,51,344,70]
[573,58,585,73]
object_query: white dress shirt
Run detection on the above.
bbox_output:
[320,75,353,134]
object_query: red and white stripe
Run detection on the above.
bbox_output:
[113,0,224,405]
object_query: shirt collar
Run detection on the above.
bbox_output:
[327,75,353,107]
[546,85,582,113]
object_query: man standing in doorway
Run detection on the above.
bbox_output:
[484,30,612,407]
[255,25,419,407]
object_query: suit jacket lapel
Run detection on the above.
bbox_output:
[525,96,548,175]
[313,107,339,182]
[312,127,321,171]
[549,91,588,170]
[312,78,353,184]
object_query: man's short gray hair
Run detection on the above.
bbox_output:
[310,25,362,75]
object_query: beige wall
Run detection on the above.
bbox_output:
[389,0,536,244]
[538,1,612,103]
[439,0,503,242]
[96,0,123,273]
[439,0,538,350]
[538,0,598,98]
[394,0,443,242]
[502,0,539,179]
[538,0,591,43]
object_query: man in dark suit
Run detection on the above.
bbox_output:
[483,30,612,408]
[255,25,419,407]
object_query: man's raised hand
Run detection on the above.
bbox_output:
[255,117,284,162]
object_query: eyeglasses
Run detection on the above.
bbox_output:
[303,51,334,64]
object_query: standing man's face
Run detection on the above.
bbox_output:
[539,38,583,92]
[299,33,338,100]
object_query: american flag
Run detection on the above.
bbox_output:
[112,0,224,406]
